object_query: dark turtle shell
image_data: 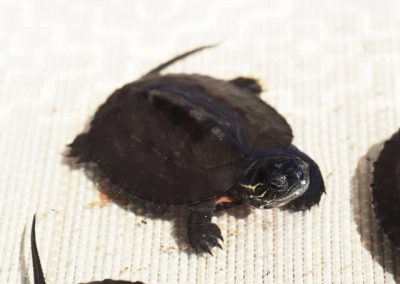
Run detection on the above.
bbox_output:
[372,129,400,247]
[69,50,293,205]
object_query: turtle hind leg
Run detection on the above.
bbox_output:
[229,77,263,96]
[188,200,223,254]
[68,133,93,163]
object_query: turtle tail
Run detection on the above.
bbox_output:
[143,44,217,77]
[31,215,47,284]
[68,133,93,163]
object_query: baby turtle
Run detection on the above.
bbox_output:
[30,216,144,284]
[372,129,400,247]
[68,46,325,254]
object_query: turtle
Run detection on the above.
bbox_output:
[68,45,325,254]
[372,129,400,247]
[30,216,144,284]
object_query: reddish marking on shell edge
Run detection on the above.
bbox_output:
[215,195,238,205]
[99,192,112,204]
[87,191,113,208]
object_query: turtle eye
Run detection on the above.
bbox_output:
[293,169,304,181]
[268,174,288,191]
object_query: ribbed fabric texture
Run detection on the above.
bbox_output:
[1,0,400,283]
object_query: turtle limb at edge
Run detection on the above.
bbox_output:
[229,77,263,96]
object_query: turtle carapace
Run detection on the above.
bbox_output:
[68,45,325,254]
[372,129,400,247]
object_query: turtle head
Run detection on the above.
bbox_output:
[232,155,310,208]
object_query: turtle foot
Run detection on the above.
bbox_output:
[188,223,223,255]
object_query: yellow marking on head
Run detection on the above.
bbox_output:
[258,191,267,198]
[239,182,263,192]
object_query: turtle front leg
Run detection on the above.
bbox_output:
[229,77,262,96]
[188,200,223,254]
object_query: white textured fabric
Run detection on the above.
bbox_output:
[1,0,400,283]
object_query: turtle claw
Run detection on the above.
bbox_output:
[188,223,224,254]
[216,231,223,241]
[201,245,213,256]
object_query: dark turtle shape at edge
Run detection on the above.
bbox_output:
[373,129,400,247]
[68,46,325,254]
[30,216,144,284]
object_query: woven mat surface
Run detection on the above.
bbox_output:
[1,0,400,283]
